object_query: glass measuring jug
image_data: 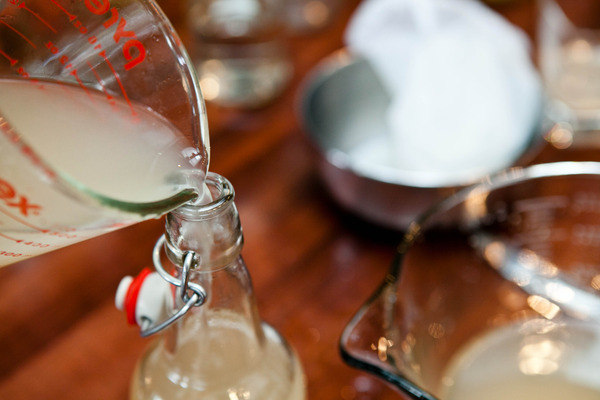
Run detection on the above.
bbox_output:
[0,0,210,267]
[341,162,600,399]
[538,0,600,132]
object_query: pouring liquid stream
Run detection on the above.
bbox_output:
[0,78,210,267]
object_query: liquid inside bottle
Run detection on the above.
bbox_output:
[131,309,305,399]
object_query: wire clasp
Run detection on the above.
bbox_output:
[138,234,206,337]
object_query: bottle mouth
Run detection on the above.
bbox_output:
[165,172,242,271]
[171,172,235,219]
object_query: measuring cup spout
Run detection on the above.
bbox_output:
[340,251,440,400]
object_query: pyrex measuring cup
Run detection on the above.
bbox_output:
[341,162,600,399]
[0,0,210,267]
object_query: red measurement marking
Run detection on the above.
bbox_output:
[0,251,25,258]
[98,51,137,117]
[48,0,76,21]
[0,204,47,233]
[0,232,19,242]
[0,206,79,240]
[70,69,93,98]
[0,118,57,180]
[0,233,53,248]
[0,20,36,48]
[86,60,115,103]
[0,48,17,66]
[18,1,57,33]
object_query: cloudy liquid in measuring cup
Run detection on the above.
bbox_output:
[0,78,208,267]
[440,320,600,400]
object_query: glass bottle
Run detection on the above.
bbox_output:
[186,0,293,109]
[129,173,306,399]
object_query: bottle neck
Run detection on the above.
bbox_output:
[165,173,243,272]
[161,173,265,362]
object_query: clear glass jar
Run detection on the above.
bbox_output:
[130,173,306,399]
[186,0,293,109]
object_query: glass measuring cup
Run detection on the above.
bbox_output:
[0,0,210,267]
[538,0,600,133]
[341,162,600,399]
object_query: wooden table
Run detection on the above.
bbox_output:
[0,1,594,399]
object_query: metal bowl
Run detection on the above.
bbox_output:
[298,49,544,230]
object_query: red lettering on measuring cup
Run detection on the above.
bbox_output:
[112,16,136,42]
[84,0,110,15]
[123,40,145,70]
[82,1,147,71]
[72,20,88,35]
[16,66,30,78]
[0,179,42,217]
[46,41,59,54]
[0,180,16,200]
[102,7,119,28]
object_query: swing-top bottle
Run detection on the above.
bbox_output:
[124,173,306,399]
